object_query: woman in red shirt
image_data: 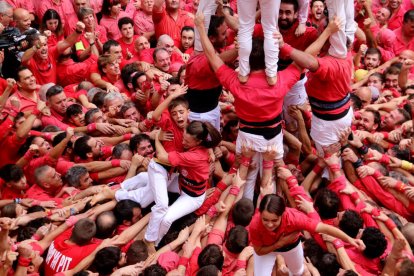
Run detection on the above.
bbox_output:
[40,9,64,47]
[250,194,365,276]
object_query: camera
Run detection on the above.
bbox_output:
[0,28,35,54]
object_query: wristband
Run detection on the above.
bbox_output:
[87,123,97,132]
[14,198,21,204]
[229,166,237,174]
[111,159,121,167]
[123,133,132,141]
[312,163,323,175]
[24,150,35,160]
[229,185,240,196]
[31,234,41,241]
[357,145,369,155]
[401,160,414,171]
[178,256,189,266]
[280,43,294,57]
[66,216,78,227]
[240,156,251,167]
[206,205,218,217]
[381,132,389,140]
[371,208,380,217]
[350,192,359,202]
[216,181,227,191]
[46,210,53,217]
[32,108,40,116]
[332,239,344,249]
[70,207,77,216]
[286,175,298,187]
[329,164,341,172]
[18,257,32,267]
[379,154,390,165]
[352,159,363,169]
[397,182,406,192]
[89,42,95,46]
[385,218,397,230]
[263,160,274,169]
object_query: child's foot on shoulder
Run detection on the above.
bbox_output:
[238,74,249,83]
[266,75,277,86]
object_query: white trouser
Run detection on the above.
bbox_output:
[115,173,154,208]
[253,240,304,276]
[189,104,221,131]
[236,130,283,200]
[310,107,353,156]
[145,161,180,242]
[282,76,308,126]
[325,0,356,58]
[194,0,218,52]
[237,0,279,77]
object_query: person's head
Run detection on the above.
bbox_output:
[165,77,181,97]
[101,0,121,16]
[13,8,31,32]
[130,134,154,157]
[402,223,414,251]
[131,71,147,92]
[28,33,49,61]
[231,198,254,226]
[196,265,221,276]
[359,110,380,132]
[74,0,89,13]
[153,48,171,72]
[249,37,266,71]
[78,7,95,30]
[141,0,154,13]
[0,164,28,191]
[350,93,363,111]
[65,166,92,190]
[31,136,52,157]
[225,226,248,254]
[103,40,123,62]
[98,55,121,77]
[355,87,372,108]
[168,97,189,129]
[316,253,341,276]
[396,259,414,276]
[360,227,387,259]
[121,63,140,91]
[364,48,382,70]
[85,108,108,124]
[375,7,391,26]
[112,143,133,160]
[143,264,167,276]
[314,188,340,220]
[70,218,96,245]
[34,165,63,193]
[95,211,118,239]
[183,121,221,150]
[45,85,67,114]
[134,36,150,53]
[338,210,363,238]
[126,240,148,265]
[180,26,194,50]
[279,0,299,30]
[367,72,385,90]
[389,0,402,10]
[16,66,37,92]
[198,244,224,270]
[384,66,401,89]
[41,9,63,36]
[0,1,13,28]
[403,9,414,37]
[66,104,85,127]
[177,65,186,84]
[73,135,103,160]
[118,17,134,40]
[258,194,286,231]
[382,108,410,130]
[114,200,142,225]
[157,35,175,56]
[103,92,124,114]
[208,15,227,49]
[165,0,179,11]
[120,102,141,121]
[91,246,123,275]
[310,0,325,21]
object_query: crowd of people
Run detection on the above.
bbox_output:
[1,0,414,275]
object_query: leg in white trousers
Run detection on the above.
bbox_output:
[253,241,304,276]
[188,104,221,131]
[115,172,154,208]
[194,0,218,52]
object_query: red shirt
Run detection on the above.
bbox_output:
[0,132,26,168]
[57,55,98,87]
[118,35,140,60]
[388,6,406,31]
[216,64,301,123]
[24,155,57,186]
[24,46,59,85]
[39,0,78,36]
[44,228,101,275]
[280,22,318,52]
[152,7,194,47]
[186,54,221,90]
[1,186,26,200]
[25,184,64,206]
[249,208,318,247]
[41,109,70,130]
[393,27,414,56]
[75,26,108,59]
[168,146,209,196]
[154,111,184,153]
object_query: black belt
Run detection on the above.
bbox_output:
[274,237,301,252]
[309,93,351,111]
[240,124,282,140]
[239,114,282,128]
[180,175,207,197]
[313,107,351,121]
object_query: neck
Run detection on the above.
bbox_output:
[107,74,119,83]
[167,8,179,17]
[123,37,133,43]
[19,88,36,96]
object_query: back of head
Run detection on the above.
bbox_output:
[225,225,248,254]
[114,200,141,225]
[186,121,221,149]
[398,259,414,276]
[46,85,64,101]
[232,198,254,226]
[126,240,149,265]
[95,211,117,239]
[316,253,341,276]
[402,223,414,251]
[196,265,220,276]
[70,218,96,245]
[249,37,265,71]
[361,227,387,259]
[314,188,340,219]
[143,264,167,276]
[338,210,363,238]
[0,164,24,183]
[91,246,121,275]
[198,244,224,270]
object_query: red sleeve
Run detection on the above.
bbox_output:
[28,155,57,169]
[289,209,319,233]
[313,57,330,79]
[152,7,165,24]
[0,117,13,142]
[328,175,356,210]
[249,212,264,247]
[139,49,154,64]
[102,146,113,159]
[56,160,75,175]
[215,64,240,94]
[307,211,328,251]
[168,151,200,168]
[195,188,222,215]
[279,64,302,94]
[207,229,224,245]
[187,246,201,276]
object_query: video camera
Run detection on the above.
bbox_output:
[0,28,37,53]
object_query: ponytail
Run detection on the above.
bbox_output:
[186,121,221,149]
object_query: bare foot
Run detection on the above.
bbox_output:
[144,239,156,255]
[238,74,249,83]
[266,75,277,86]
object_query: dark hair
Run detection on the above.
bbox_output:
[117,16,133,30]
[314,188,340,219]
[196,265,220,276]
[114,200,142,224]
[404,9,414,23]
[316,253,341,276]
[131,71,146,90]
[198,244,224,270]
[41,9,63,36]
[16,66,31,82]
[101,0,121,16]
[232,198,254,226]
[73,271,91,276]
[177,64,186,84]
[397,108,411,123]
[384,65,401,76]
[181,25,194,35]
[92,92,107,109]
[259,194,286,216]
[365,47,382,59]
[126,240,148,265]
[102,39,120,54]
[343,270,358,276]
[0,164,25,183]
[399,259,414,276]
[85,108,101,125]
[73,135,92,160]
[65,166,88,188]
[153,47,169,62]
[66,103,83,120]
[120,102,139,118]
[46,85,64,100]
[350,93,363,110]
[92,246,121,275]
[338,210,363,238]
[225,225,248,254]
[17,226,37,242]
[70,218,96,245]
[186,121,221,148]
[121,63,140,90]
[1,203,17,218]
[281,0,299,12]
[361,227,387,259]
[208,15,225,37]
[112,143,132,159]
[364,109,381,126]
[369,72,385,83]
[249,37,265,71]
[130,134,151,153]
[168,97,189,112]
[303,238,325,266]
[143,264,167,276]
